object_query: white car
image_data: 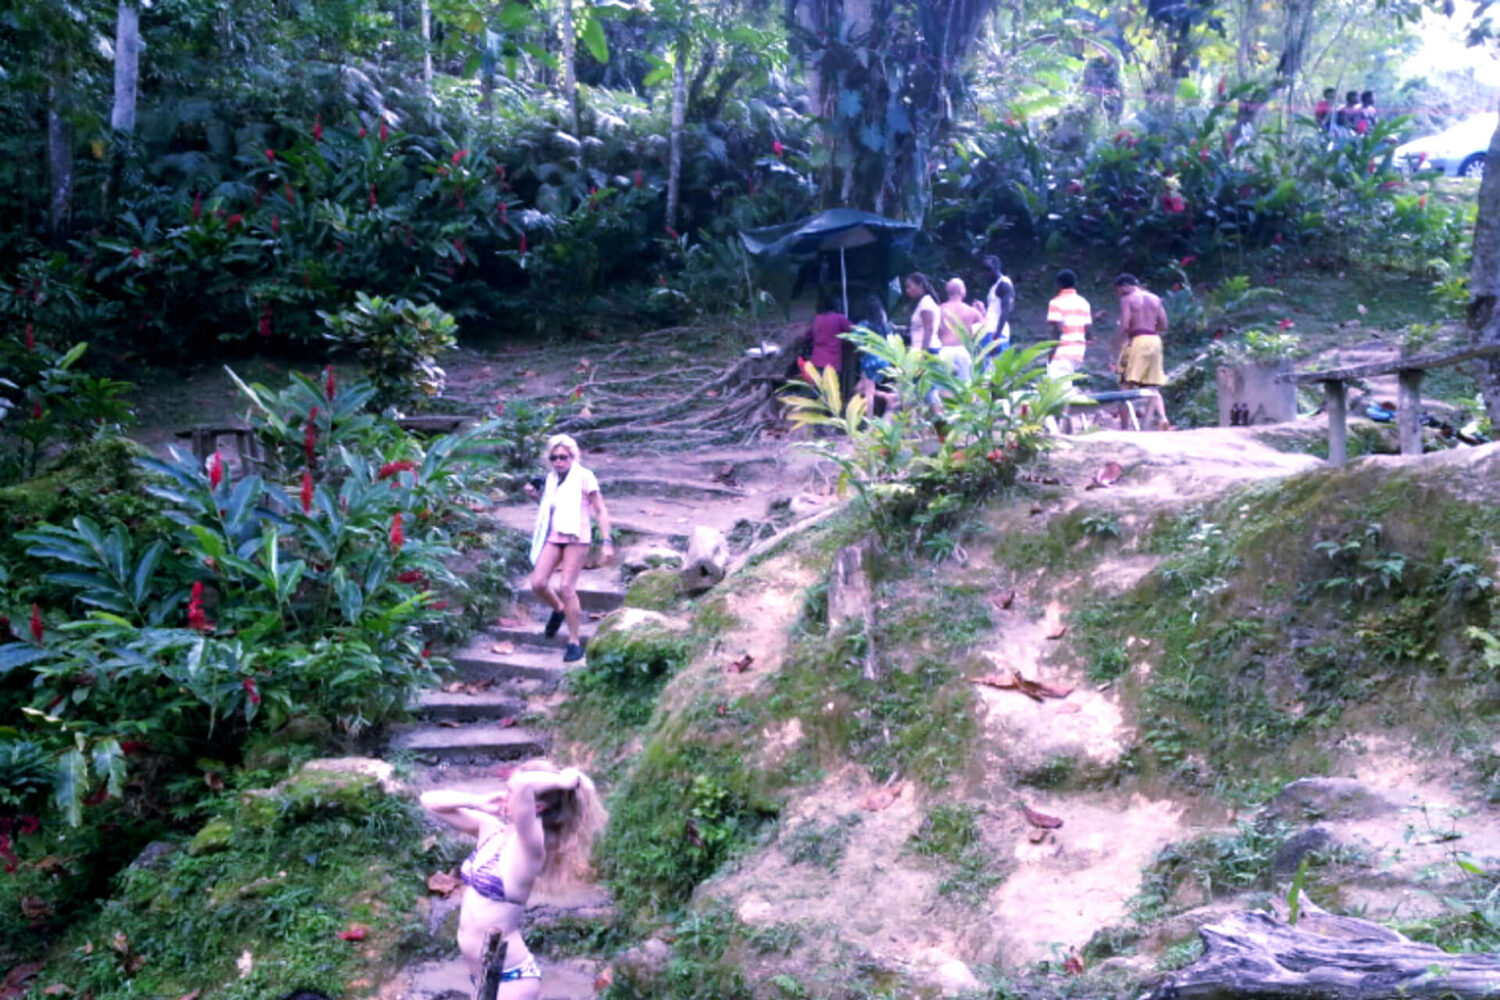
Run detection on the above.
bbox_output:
[1394,113,1497,178]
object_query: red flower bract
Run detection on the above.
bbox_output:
[369,183,378,209]
[772,140,784,158]
[192,191,202,221]
[358,125,367,139]
[389,513,405,553]
[1179,255,1197,266]
[29,604,42,644]
[379,120,389,142]
[452,149,468,164]
[395,569,426,585]
[265,148,275,162]
[226,213,244,229]
[313,115,323,142]
[259,303,272,339]
[242,676,261,705]
[1278,318,1295,330]
[209,452,224,488]
[187,581,215,631]
[305,407,319,464]
[271,214,280,234]
[300,470,314,514]
[377,460,417,480]
[633,168,643,188]
[24,324,34,351]
[519,233,528,254]
[324,365,336,400]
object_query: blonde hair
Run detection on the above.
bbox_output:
[515,759,608,891]
[544,434,581,462]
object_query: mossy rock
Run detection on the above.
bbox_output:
[232,758,392,832]
[240,715,334,773]
[188,817,235,856]
[624,568,681,611]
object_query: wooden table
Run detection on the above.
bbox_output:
[175,414,472,470]
[1278,345,1500,466]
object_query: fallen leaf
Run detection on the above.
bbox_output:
[971,672,1072,702]
[971,671,1018,690]
[1085,460,1123,490]
[419,835,438,853]
[593,965,615,992]
[1063,950,1084,975]
[236,950,253,978]
[1027,828,1052,844]
[1020,804,1064,829]
[992,589,1016,610]
[497,616,528,629]
[705,390,719,398]
[426,871,463,896]
[725,653,754,674]
[0,963,43,1000]
[522,370,537,377]
[436,719,463,728]
[1044,602,1067,639]
[111,932,129,955]
[124,955,146,975]
[42,986,72,997]
[859,783,903,812]
[491,641,515,655]
[34,856,66,875]
[498,716,518,728]
[579,406,593,418]
[576,357,592,370]
[444,681,467,693]
[177,992,201,1000]
[19,896,51,920]
[1029,504,1046,515]
[588,611,605,620]
[203,771,224,791]
[337,924,368,942]
[1054,702,1082,715]
[1356,303,1368,315]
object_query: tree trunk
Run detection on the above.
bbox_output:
[561,0,579,134]
[420,0,433,95]
[111,1,139,133]
[1467,98,1500,425]
[47,54,74,247]
[665,45,685,229]
[1153,901,1500,1000]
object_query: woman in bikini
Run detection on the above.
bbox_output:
[523,434,613,663]
[420,761,607,1000]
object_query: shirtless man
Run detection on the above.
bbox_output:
[1113,273,1172,430]
[936,277,980,381]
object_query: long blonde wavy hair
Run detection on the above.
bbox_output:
[515,759,608,890]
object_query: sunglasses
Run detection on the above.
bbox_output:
[549,453,571,462]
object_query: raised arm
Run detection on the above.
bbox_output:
[588,491,613,565]
[1153,295,1169,334]
[508,768,584,859]
[420,789,506,836]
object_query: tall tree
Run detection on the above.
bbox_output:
[110,0,140,134]
[787,0,1000,221]
[1467,108,1500,425]
[666,42,686,228]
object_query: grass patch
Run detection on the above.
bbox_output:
[22,777,432,1000]
[781,812,861,870]
[905,804,1005,904]
[568,623,692,728]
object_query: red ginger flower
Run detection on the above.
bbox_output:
[192,191,202,221]
[25,324,34,351]
[209,452,224,489]
[284,184,296,203]
[453,238,465,263]
[395,570,426,584]
[358,125,367,139]
[265,148,276,163]
[313,115,323,142]
[305,407,319,464]
[389,513,405,553]
[369,183,378,209]
[242,676,261,705]
[1278,318,1295,330]
[1419,195,1427,209]
[452,148,468,164]
[519,233,527,254]
[633,168,643,188]
[226,213,244,229]
[378,460,417,480]
[260,303,272,338]
[379,120,389,142]
[300,471,314,514]
[187,581,215,631]
[29,604,42,644]
[272,214,280,234]
[29,403,41,421]
[1179,255,1197,266]
[324,365,336,400]
[772,140,784,157]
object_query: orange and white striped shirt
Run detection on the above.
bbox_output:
[1046,288,1091,364]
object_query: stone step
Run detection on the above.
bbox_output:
[596,474,747,500]
[486,623,594,649]
[389,722,548,761]
[413,688,528,722]
[517,587,624,615]
[400,956,600,1000]
[450,638,574,687]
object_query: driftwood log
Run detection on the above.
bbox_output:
[1152,900,1500,1000]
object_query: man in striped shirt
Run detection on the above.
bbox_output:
[1046,269,1091,379]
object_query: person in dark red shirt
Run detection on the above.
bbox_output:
[805,294,853,372]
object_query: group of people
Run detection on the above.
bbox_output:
[1314,88,1378,139]
[804,260,1173,431]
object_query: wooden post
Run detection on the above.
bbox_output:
[1324,380,1347,467]
[1396,368,1424,456]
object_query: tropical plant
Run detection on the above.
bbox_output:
[779,329,1071,547]
[320,293,458,412]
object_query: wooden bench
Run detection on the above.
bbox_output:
[176,414,471,470]
[1277,345,1500,466]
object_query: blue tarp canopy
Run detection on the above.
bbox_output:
[739,209,919,316]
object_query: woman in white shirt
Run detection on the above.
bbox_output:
[523,434,613,662]
[904,272,942,354]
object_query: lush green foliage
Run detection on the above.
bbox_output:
[781,330,1071,549]
[320,293,457,411]
[570,625,692,727]
[0,340,135,484]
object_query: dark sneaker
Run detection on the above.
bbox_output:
[563,641,586,663]
[543,610,565,639]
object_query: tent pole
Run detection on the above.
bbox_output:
[840,246,848,317]
[740,243,757,326]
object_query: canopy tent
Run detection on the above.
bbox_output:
[739,209,919,318]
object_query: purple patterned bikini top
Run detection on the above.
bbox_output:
[460,832,512,903]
